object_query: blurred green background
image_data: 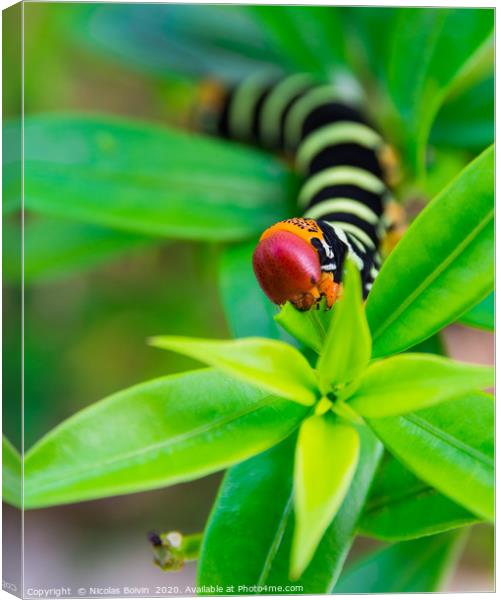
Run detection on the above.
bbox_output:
[3,3,493,593]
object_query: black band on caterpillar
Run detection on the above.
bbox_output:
[197,73,397,303]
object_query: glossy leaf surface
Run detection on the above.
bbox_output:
[317,261,371,392]
[349,354,493,418]
[275,301,330,354]
[360,454,478,541]
[291,416,359,579]
[199,426,382,593]
[368,392,494,521]
[24,369,308,508]
[21,115,296,241]
[367,146,494,357]
[335,532,465,592]
[198,436,297,592]
[150,336,318,406]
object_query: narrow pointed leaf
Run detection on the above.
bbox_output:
[24,369,308,508]
[317,260,371,392]
[367,392,494,521]
[335,531,466,593]
[150,336,318,406]
[3,436,22,508]
[360,454,477,541]
[253,424,382,591]
[349,354,493,418]
[275,301,330,354]
[367,146,494,357]
[199,424,382,593]
[20,115,296,241]
[291,415,360,579]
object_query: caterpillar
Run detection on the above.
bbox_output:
[196,72,401,311]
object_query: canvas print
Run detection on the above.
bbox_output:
[2,3,494,597]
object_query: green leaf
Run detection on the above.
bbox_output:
[367,146,494,357]
[199,424,382,593]
[317,261,371,392]
[418,148,471,200]
[349,354,493,418]
[265,425,381,592]
[55,4,289,83]
[247,6,345,77]
[150,336,318,406]
[5,217,154,283]
[359,454,478,541]
[458,291,494,331]
[3,436,22,508]
[387,8,494,171]
[335,531,466,593]
[24,369,308,508]
[444,31,494,99]
[274,301,330,354]
[218,240,285,341]
[431,76,494,152]
[20,114,296,241]
[407,332,445,355]
[341,7,399,93]
[198,435,297,592]
[367,392,494,521]
[291,415,360,579]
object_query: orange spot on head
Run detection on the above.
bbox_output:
[260,218,324,246]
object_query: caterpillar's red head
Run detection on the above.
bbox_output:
[252,218,339,311]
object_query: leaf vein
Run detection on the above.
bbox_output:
[26,395,283,493]
[404,414,493,468]
[372,208,493,341]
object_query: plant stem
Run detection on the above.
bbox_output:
[149,531,203,571]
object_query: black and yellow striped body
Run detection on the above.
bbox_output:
[198,73,397,301]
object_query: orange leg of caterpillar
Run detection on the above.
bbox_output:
[318,272,341,309]
[289,272,342,311]
[289,287,321,311]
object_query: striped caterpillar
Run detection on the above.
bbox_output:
[196,72,401,311]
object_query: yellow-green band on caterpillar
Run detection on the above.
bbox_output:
[298,166,386,209]
[260,73,313,148]
[198,72,398,308]
[304,198,380,224]
[296,122,383,173]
